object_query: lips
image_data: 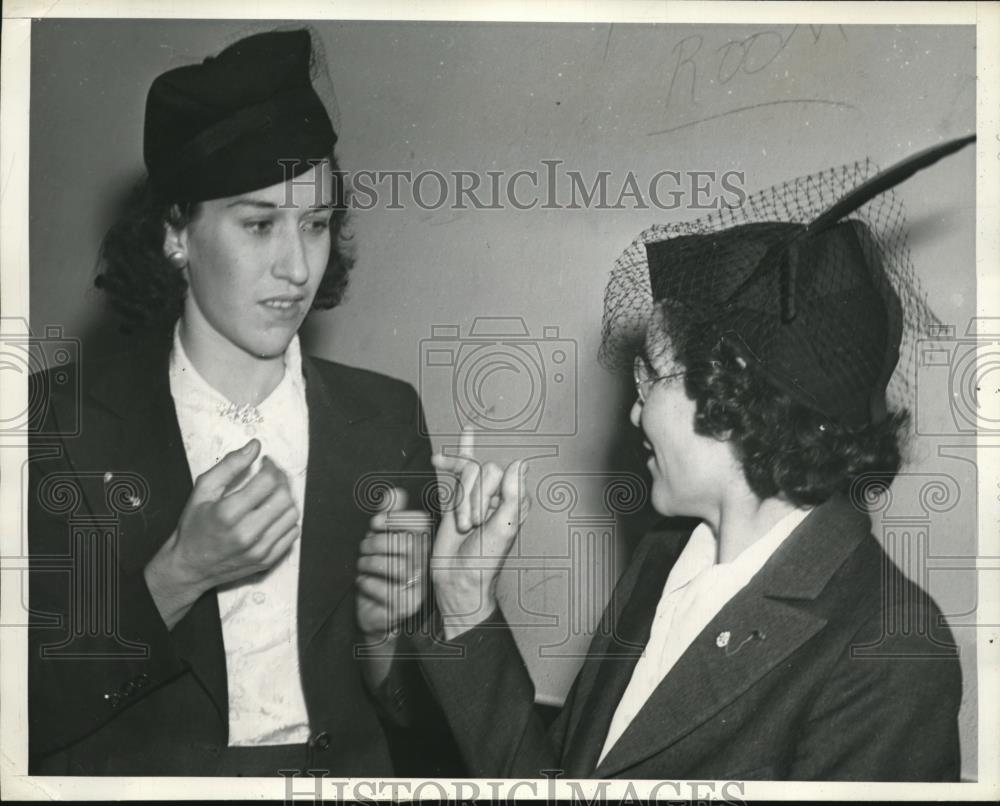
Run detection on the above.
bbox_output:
[260,295,304,307]
[259,295,305,317]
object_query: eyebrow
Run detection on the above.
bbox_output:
[225,199,336,211]
[225,199,277,209]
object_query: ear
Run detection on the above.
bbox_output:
[162,205,189,262]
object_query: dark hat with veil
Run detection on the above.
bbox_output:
[143,28,338,202]
[600,135,975,427]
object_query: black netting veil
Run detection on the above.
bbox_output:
[600,136,975,426]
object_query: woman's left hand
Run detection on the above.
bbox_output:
[355,487,432,642]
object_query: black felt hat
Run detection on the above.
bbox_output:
[644,219,899,425]
[144,29,337,202]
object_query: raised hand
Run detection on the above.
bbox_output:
[144,439,301,629]
[356,486,433,641]
[430,428,530,639]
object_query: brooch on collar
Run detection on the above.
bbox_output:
[218,401,264,426]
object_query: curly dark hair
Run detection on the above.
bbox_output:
[94,155,354,332]
[655,311,907,508]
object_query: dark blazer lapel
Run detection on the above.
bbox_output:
[562,532,685,778]
[595,496,872,778]
[296,356,379,651]
[86,332,229,727]
[594,585,826,777]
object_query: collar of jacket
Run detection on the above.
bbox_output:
[758,494,872,600]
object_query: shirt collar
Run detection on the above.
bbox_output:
[666,505,814,595]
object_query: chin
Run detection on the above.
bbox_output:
[244,332,297,360]
[650,488,676,517]
[651,483,701,519]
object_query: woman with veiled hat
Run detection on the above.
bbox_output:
[414,140,971,781]
[28,29,458,777]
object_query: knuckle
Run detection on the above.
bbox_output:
[235,525,259,550]
[257,476,278,498]
[246,540,268,563]
[215,503,236,528]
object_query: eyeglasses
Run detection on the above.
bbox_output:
[633,355,685,404]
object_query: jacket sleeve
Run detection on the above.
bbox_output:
[28,403,187,763]
[410,526,669,778]
[789,602,963,781]
[410,606,579,778]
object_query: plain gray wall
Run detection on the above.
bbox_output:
[29,19,978,777]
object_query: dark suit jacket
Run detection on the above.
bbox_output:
[27,330,457,776]
[416,495,963,780]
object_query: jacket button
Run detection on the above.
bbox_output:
[104,692,121,708]
[120,680,136,696]
[310,731,331,751]
[136,673,150,688]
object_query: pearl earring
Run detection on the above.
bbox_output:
[166,250,188,268]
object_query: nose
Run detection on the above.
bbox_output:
[629,397,643,429]
[273,229,310,285]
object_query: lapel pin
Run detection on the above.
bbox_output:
[724,629,767,657]
[716,630,731,648]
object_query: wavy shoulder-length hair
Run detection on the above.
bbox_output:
[94,154,353,332]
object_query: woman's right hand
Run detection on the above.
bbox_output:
[144,439,301,629]
[430,429,530,640]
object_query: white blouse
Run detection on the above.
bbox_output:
[168,326,311,746]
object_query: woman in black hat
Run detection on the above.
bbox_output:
[28,28,452,777]
[414,141,970,781]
